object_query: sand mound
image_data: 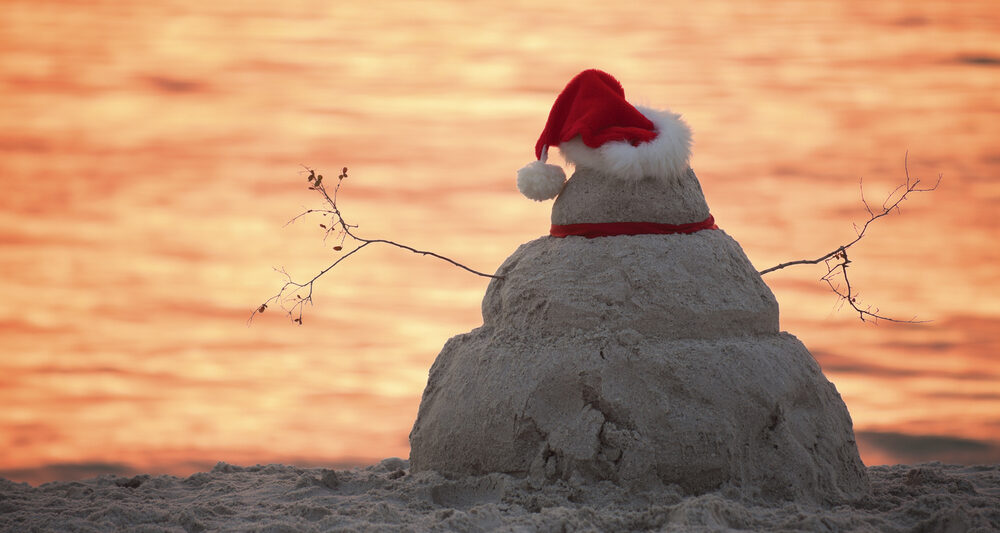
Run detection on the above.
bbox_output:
[410,167,868,503]
[410,231,867,503]
[2,461,997,532]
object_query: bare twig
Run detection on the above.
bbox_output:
[250,166,501,325]
[760,153,941,323]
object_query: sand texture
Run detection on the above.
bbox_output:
[2,460,998,532]
[410,230,867,503]
[551,167,711,226]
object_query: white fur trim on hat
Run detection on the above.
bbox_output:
[557,106,692,180]
[516,160,566,201]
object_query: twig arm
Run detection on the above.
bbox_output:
[251,166,500,325]
[759,154,940,323]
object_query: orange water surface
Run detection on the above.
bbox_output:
[1,0,999,485]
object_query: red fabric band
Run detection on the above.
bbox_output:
[550,215,719,239]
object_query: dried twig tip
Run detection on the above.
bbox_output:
[759,156,940,324]
[251,165,501,326]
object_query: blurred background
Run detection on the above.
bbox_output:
[1,0,998,485]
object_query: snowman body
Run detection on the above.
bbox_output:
[410,70,869,503]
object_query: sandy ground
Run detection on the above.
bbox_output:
[1,460,998,532]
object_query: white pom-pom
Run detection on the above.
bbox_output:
[516,160,566,201]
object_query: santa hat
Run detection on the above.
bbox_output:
[516,69,693,201]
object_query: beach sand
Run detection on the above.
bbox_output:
[2,459,997,532]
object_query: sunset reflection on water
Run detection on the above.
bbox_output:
[1,0,998,484]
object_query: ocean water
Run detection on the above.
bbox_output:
[1,0,998,484]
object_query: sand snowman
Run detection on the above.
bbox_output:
[409,70,869,503]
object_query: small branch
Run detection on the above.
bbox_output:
[760,153,941,323]
[818,246,927,324]
[250,167,501,325]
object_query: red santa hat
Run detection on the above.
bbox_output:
[516,69,693,201]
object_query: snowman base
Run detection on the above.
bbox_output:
[409,232,869,504]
